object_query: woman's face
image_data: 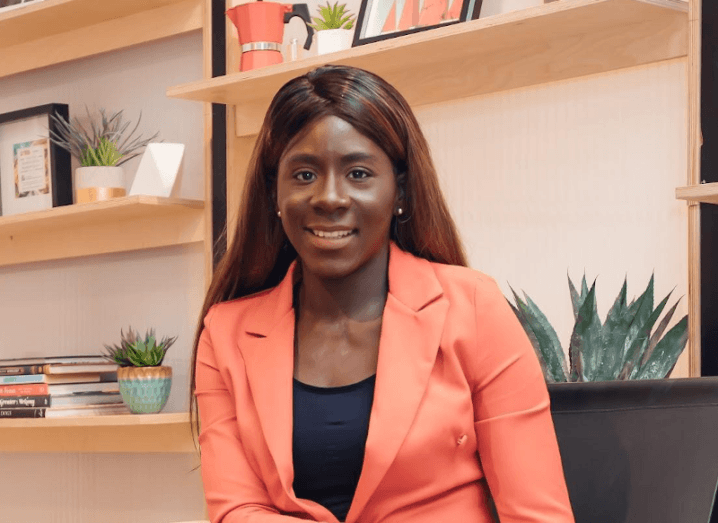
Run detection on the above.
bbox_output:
[276,115,400,280]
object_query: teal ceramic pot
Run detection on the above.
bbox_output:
[117,366,172,414]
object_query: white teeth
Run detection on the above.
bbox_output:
[311,229,353,239]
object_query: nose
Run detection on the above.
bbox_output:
[310,171,349,212]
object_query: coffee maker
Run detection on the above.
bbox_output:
[226,1,314,72]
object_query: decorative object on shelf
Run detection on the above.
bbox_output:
[0,0,47,12]
[103,327,177,414]
[353,0,482,45]
[49,107,159,204]
[128,143,185,198]
[507,274,688,383]
[310,2,356,55]
[226,1,314,72]
[0,104,72,217]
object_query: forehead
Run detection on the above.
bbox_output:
[280,115,386,161]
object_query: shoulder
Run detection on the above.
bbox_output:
[203,286,277,331]
[428,260,504,307]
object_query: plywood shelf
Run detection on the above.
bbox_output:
[0,0,203,78]
[0,412,195,452]
[676,183,718,204]
[0,195,205,267]
[167,0,688,137]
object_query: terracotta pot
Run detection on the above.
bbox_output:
[117,365,172,414]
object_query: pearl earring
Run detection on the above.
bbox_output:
[396,207,403,215]
[277,210,282,217]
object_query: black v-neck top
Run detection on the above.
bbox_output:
[292,374,376,522]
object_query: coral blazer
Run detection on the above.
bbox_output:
[195,243,575,523]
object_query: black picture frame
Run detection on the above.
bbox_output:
[353,0,483,46]
[0,103,72,217]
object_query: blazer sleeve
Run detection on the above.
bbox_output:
[195,307,318,523]
[470,278,575,522]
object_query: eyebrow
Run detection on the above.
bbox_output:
[284,151,378,166]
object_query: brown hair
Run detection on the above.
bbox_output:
[189,64,467,444]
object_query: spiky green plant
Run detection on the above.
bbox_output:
[49,106,159,167]
[310,1,355,30]
[507,274,688,382]
[103,327,177,367]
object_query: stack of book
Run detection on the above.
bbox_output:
[0,355,128,418]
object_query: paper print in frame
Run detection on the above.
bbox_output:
[0,103,72,217]
[353,0,483,46]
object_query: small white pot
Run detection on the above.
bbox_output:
[316,29,353,56]
[75,166,126,203]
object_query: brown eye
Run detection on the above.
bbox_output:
[349,169,370,180]
[294,171,316,182]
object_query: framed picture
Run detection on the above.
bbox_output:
[353,0,483,46]
[0,104,72,217]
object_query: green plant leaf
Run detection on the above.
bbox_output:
[508,286,567,382]
[640,295,680,369]
[568,281,601,381]
[635,316,688,379]
[619,289,671,379]
[594,276,628,380]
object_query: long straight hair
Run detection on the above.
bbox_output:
[189,65,467,444]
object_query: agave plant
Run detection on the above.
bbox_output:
[103,327,177,367]
[507,274,688,382]
[310,1,355,30]
[49,106,159,167]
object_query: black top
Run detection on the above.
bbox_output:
[292,374,376,522]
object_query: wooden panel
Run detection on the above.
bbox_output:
[0,413,194,452]
[167,0,688,136]
[687,0,702,376]
[676,183,718,204]
[0,196,204,267]
[203,0,214,287]
[0,0,202,78]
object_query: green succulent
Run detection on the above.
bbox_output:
[507,274,688,382]
[49,106,159,167]
[310,1,355,30]
[103,327,177,367]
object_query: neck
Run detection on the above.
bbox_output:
[297,243,390,323]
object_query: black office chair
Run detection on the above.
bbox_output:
[549,378,718,523]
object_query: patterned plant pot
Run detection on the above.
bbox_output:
[117,366,172,414]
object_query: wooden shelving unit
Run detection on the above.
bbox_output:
[0,196,205,267]
[677,183,718,204]
[0,0,203,78]
[167,0,688,136]
[0,412,194,453]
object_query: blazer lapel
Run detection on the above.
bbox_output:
[346,244,450,523]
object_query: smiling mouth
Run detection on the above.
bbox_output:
[308,229,356,239]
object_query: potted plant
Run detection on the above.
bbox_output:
[49,107,159,204]
[507,273,688,382]
[310,1,355,55]
[103,327,177,414]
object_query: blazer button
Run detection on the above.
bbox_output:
[457,434,468,446]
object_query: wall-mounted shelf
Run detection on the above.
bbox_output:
[676,183,718,204]
[167,0,688,137]
[0,195,205,267]
[0,412,194,452]
[0,0,203,78]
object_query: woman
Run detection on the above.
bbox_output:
[190,64,574,523]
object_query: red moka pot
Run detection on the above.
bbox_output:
[226,1,314,72]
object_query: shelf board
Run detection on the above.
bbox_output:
[676,183,718,204]
[0,412,195,452]
[0,195,205,267]
[0,0,202,78]
[167,0,688,137]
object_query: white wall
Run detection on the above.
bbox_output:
[0,33,207,522]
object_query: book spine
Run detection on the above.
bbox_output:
[0,375,45,385]
[0,365,44,376]
[0,408,46,418]
[0,395,50,408]
[0,384,49,396]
